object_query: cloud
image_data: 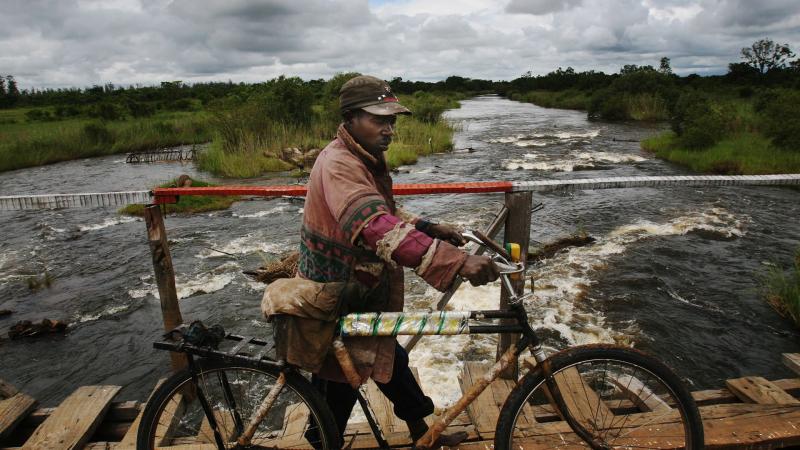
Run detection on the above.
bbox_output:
[506,0,583,15]
[2,0,799,89]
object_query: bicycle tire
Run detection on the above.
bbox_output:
[495,345,704,450]
[136,358,339,450]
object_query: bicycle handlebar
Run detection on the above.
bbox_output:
[473,230,513,260]
[461,230,524,275]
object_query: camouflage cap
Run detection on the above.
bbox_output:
[339,75,411,116]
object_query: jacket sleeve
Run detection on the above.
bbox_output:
[360,214,467,292]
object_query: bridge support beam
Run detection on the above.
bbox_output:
[144,204,187,372]
[497,191,532,379]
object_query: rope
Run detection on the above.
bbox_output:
[1,174,798,211]
[0,191,151,211]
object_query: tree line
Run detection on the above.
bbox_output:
[2,37,797,126]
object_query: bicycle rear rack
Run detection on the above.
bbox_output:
[153,334,285,370]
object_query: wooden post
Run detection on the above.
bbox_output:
[497,191,532,379]
[144,204,187,371]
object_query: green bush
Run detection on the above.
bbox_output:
[758,89,800,151]
[404,91,450,123]
[127,100,155,118]
[764,249,800,327]
[588,89,627,120]
[671,92,734,149]
[262,76,315,125]
[25,109,54,122]
[88,102,124,121]
[83,122,114,146]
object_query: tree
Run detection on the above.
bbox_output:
[659,57,672,75]
[741,38,795,74]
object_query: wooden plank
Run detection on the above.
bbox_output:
[153,391,186,446]
[726,376,800,405]
[551,367,615,434]
[456,403,800,450]
[0,379,19,399]
[22,385,120,450]
[282,403,310,439]
[362,378,404,434]
[118,380,163,448]
[0,393,37,441]
[784,353,800,377]
[612,374,671,412]
[460,362,502,436]
[197,410,236,444]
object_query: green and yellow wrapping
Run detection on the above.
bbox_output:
[338,311,470,336]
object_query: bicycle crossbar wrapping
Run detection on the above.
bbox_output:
[338,311,471,336]
[2,175,799,210]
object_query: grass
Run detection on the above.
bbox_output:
[199,99,458,178]
[764,250,800,327]
[197,140,295,178]
[119,178,239,216]
[510,90,591,110]
[641,130,800,174]
[0,111,212,173]
[624,93,670,121]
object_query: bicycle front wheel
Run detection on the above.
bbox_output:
[137,359,339,450]
[495,345,704,450]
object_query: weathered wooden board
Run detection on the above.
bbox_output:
[0,393,37,441]
[21,385,120,450]
[612,374,671,413]
[460,362,503,436]
[552,367,614,434]
[726,376,799,405]
[455,403,800,450]
[363,378,404,434]
[0,379,19,399]
[784,353,800,377]
[153,391,186,447]
[118,380,162,448]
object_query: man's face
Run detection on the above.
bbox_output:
[347,111,397,154]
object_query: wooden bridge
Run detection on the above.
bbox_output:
[125,146,197,164]
[2,175,800,449]
[1,353,799,449]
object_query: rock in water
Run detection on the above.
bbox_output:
[8,319,67,339]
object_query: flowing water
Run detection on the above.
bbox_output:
[0,96,798,410]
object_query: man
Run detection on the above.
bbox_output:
[298,75,499,447]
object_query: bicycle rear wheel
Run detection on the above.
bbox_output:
[137,359,339,450]
[495,345,704,449]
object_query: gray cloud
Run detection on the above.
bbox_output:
[506,0,583,15]
[2,0,799,89]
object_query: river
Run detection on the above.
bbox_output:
[0,95,798,409]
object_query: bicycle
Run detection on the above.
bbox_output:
[137,230,704,450]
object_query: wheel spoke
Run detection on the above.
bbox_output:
[501,347,702,450]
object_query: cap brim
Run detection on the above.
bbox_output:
[361,102,412,116]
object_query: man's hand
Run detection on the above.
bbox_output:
[427,223,466,246]
[458,255,500,286]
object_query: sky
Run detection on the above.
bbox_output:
[2,0,799,89]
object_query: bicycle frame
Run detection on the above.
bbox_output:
[152,232,561,450]
[331,251,553,450]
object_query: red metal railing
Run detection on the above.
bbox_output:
[152,181,514,204]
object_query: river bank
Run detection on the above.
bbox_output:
[0,109,212,173]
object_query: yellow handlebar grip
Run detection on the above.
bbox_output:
[505,243,521,280]
[505,243,521,262]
